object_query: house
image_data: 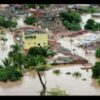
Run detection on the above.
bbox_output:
[28,8,45,18]
[22,28,48,49]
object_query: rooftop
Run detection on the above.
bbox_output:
[24,29,46,35]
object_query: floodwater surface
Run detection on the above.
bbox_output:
[0,65,100,95]
[0,13,100,95]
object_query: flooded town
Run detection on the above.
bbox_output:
[0,4,100,96]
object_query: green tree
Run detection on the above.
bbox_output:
[2,58,12,68]
[25,55,51,96]
[59,10,81,23]
[63,20,81,30]
[8,44,24,70]
[0,16,18,28]
[26,46,54,95]
[95,48,100,58]
[24,16,37,25]
[92,62,100,78]
[28,46,55,57]
[84,19,100,31]
[0,57,23,82]
[10,44,20,53]
[59,10,81,31]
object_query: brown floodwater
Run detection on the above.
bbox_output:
[0,64,100,95]
[0,20,100,95]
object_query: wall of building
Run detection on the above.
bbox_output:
[23,33,48,49]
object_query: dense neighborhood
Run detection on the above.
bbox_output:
[0,4,100,96]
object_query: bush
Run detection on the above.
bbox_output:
[47,88,67,96]
[63,20,81,31]
[0,16,18,28]
[59,10,81,23]
[73,72,81,77]
[82,78,86,81]
[95,48,100,58]
[59,10,81,31]
[24,16,37,25]
[53,69,61,75]
[0,67,23,82]
[28,46,55,57]
[92,62,100,78]
[84,19,100,31]
[66,72,71,75]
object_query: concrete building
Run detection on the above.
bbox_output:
[22,28,48,49]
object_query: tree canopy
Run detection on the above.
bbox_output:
[59,10,81,30]
[84,19,100,31]
[24,15,37,25]
[92,62,100,78]
[95,48,100,58]
[0,16,17,28]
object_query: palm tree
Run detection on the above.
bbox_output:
[10,53,24,70]
[2,57,12,68]
[28,46,55,58]
[8,44,24,70]
[26,55,51,96]
[10,44,20,53]
[27,46,54,95]
[41,46,55,57]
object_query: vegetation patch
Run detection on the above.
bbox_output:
[0,16,17,28]
[84,19,100,31]
[47,87,67,96]
[0,67,23,82]
[92,62,100,78]
[53,69,61,75]
[73,72,82,77]
[24,15,37,25]
[95,48,100,58]
[82,78,86,81]
[59,10,81,31]
[66,72,71,75]
[97,77,100,86]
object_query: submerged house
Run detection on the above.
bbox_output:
[22,28,48,49]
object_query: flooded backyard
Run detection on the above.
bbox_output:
[0,13,100,96]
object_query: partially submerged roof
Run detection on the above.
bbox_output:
[24,29,46,35]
